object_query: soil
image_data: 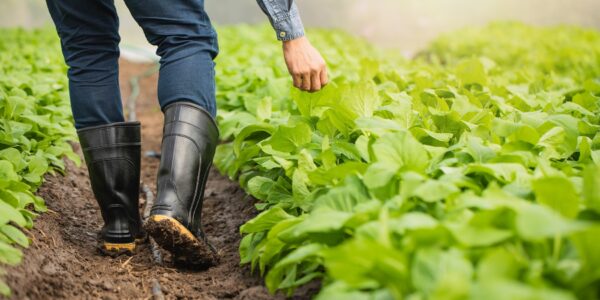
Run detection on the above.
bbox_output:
[4,60,319,300]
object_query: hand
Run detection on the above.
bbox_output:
[282,36,328,92]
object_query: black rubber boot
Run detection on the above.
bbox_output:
[145,102,220,267]
[77,122,145,256]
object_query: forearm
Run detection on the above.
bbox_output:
[256,0,305,41]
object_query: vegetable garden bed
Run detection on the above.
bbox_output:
[215,23,600,300]
[2,22,600,299]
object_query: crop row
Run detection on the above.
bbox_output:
[214,23,600,299]
[0,28,79,295]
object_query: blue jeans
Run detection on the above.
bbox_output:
[46,0,219,129]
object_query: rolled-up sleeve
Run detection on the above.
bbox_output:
[256,0,305,41]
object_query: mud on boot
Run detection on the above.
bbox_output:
[145,102,220,267]
[78,122,145,256]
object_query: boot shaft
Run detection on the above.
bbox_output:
[152,102,219,236]
[78,122,142,244]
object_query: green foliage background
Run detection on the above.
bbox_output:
[214,22,600,299]
[0,28,79,295]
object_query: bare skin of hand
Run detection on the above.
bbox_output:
[282,36,328,92]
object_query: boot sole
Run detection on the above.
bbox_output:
[98,236,146,257]
[145,215,219,267]
[99,242,136,257]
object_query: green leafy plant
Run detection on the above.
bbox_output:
[214,23,600,299]
[0,28,78,295]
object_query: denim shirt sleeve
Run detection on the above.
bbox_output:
[256,0,305,41]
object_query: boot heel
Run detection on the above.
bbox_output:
[101,242,136,254]
[97,240,137,257]
[145,215,219,267]
[97,233,146,256]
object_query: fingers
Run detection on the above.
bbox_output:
[307,65,328,93]
[290,63,328,92]
[310,70,321,92]
[293,65,328,93]
[290,69,308,91]
[320,66,329,87]
[300,74,311,91]
[292,73,302,90]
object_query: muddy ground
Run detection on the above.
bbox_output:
[4,61,318,300]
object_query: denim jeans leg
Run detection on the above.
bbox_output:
[124,0,219,118]
[46,0,124,129]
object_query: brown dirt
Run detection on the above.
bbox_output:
[4,60,319,299]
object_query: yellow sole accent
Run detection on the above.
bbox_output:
[103,242,136,252]
[149,215,197,241]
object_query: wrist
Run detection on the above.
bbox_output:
[283,36,308,49]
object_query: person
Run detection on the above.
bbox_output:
[45,0,328,266]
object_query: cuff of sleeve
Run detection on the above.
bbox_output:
[274,11,305,41]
